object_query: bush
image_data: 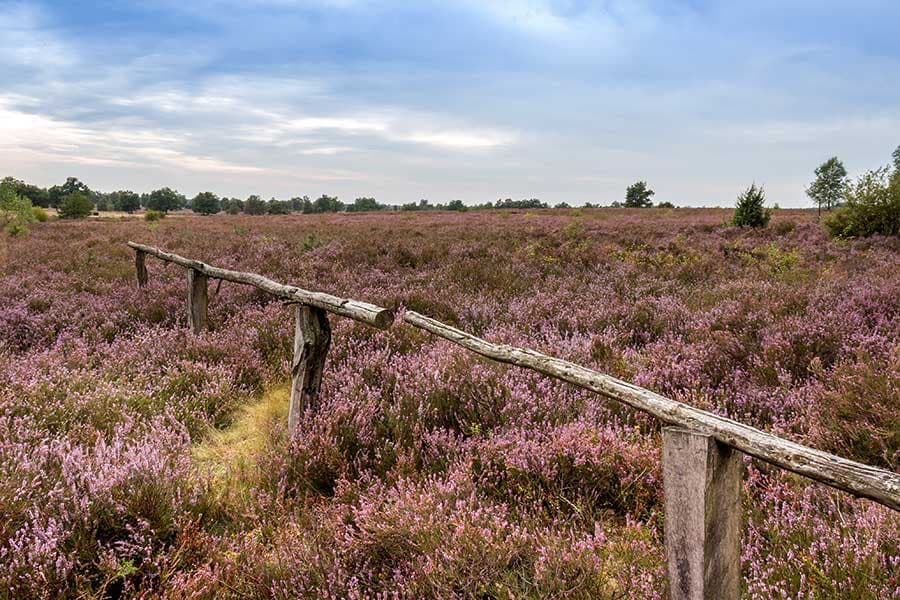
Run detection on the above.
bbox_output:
[58,192,94,219]
[0,179,35,235]
[824,167,900,238]
[732,184,771,228]
[144,209,165,221]
[31,206,48,222]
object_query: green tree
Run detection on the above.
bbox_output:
[290,196,311,212]
[657,201,675,208]
[311,194,344,213]
[893,145,900,171]
[48,177,91,208]
[221,197,243,214]
[824,166,900,238]
[191,191,221,215]
[58,192,94,219]
[624,181,654,208]
[3,177,50,208]
[446,199,467,212]
[146,187,185,212]
[806,157,848,216]
[267,198,291,214]
[111,190,141,213]
[348,197,383,212]
[0,178,36,235]
[244,195,267,215]
[731,184,771,228]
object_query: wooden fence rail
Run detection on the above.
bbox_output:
[128,242,900,600]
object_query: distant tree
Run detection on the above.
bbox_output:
[192,191,221,215]
[806,157,848,217]
[58,192,94,219]
[657,201,675,209]
[731,184,771,228]
[3,177,49,208]
[554,202,571,209]
[267,198,291,214]
[446,199,467,212]
[583,202,596,208]
[221,197,243,214]
[290,196,311,213]
[348,197,384,212]
[48,177,91,208]
[111,190,141,213]
[95,194,112,211]
[146,187,185,212]
[624,181,654,208]
[494,198,547,209]
[311,194,344,213]
[243,195,267,215]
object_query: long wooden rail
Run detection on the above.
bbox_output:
[127,242,900,599]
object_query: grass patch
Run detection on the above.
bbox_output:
[192,384,289,497]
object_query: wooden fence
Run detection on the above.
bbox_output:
[128,241,900,600]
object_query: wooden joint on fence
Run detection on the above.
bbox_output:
[135,250,148,288]
[662,426,742,600]
[187,269,209,334]
[288,304,331,433]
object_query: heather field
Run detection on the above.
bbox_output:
[1,209,898,599]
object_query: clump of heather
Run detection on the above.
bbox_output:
[0,209,897,596]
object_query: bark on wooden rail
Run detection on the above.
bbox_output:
[127,242,393,329]
[403,310,900,512]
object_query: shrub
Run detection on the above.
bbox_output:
[58,192,94,219]
[732,184,771,228]
[31,206,48,222]
[144,209,165,222]
[824,167,900,238]
[0,179,35,233]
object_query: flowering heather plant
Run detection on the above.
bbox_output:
[0,209,897,597]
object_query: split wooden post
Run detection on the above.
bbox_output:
[187,269,208,334]
[662,426,742,600]
[288,304,331,433]
[135,250,148,288]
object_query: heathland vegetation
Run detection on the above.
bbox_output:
[0,206,897,597]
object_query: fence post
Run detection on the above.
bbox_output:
[288,304,331,433]
[187,269,208,334]
[135,250,148,288]
[662,426,742,600]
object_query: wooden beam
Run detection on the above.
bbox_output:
[135,250,148,288]
[663,427,742,600]
[288,305,331,432]
[402,310,900,512]
[187,269,208,334]
[128,242,393,329]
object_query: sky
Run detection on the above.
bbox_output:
[1,1,899,207]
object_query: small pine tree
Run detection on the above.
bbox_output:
[731,184,771,228]
[58,192,94,219]
[624,181,654,208]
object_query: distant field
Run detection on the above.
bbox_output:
[0,209,897,598]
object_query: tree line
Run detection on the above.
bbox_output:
[2,142,898,238]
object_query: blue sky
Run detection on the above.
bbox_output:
[2,1,899,206]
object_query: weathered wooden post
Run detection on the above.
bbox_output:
[288,304,331,433]
[135,250,148,288]
[187,269,208,334]
[662,426,742,600]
